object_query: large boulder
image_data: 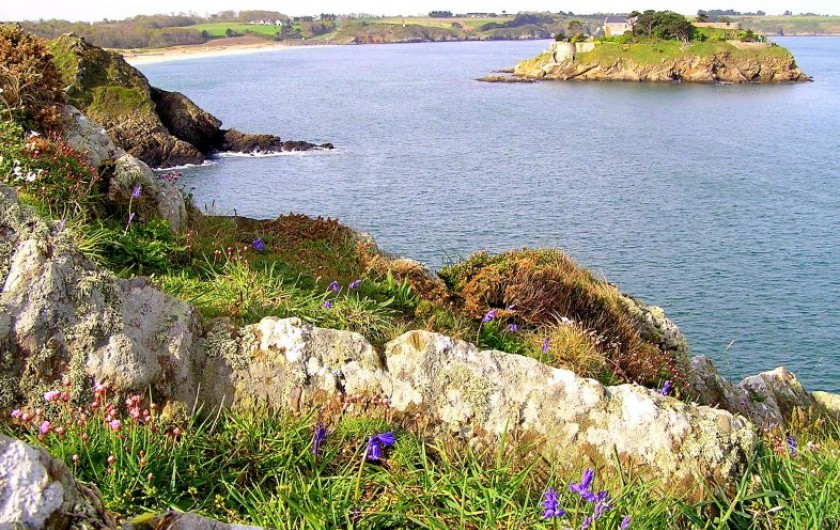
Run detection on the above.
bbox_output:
[384,331,754,493]
[0,187,202,408]
[0,435,113,529]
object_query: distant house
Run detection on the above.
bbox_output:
[604,15,634,37]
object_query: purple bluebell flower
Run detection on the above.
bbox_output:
[367,437,383,461]
[659,380,672,396]
[312,423,327,455]
[569,468,595,498]
[252,237,265,252]
[787,435,797,457]
[540,487,565,519]
[482,309,497,323]
[373,432,396,446]
[620,515,632,529]
[366,431,396,461]
[580,516,593,530]
[131,185,142,199]
[591,495,612,517]
[542,336,550,354]
[323,300,332,309]
[349,279,362,290]
[328,280,340,293]
[507,324,519,333]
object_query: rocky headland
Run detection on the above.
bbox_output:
[47,34,333,169]
[484,39,810,84]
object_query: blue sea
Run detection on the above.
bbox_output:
[138,37,840,392]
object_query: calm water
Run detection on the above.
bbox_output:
[139,38,840,393]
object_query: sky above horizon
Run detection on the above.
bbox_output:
[1,0,838,22]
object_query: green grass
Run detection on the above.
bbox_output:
[575,39,795,67]
[190,23,281,38]
[3,395,838,529]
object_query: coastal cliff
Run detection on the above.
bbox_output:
[508,40,810,83]
[2,24,839,530]
[47,34,332,168]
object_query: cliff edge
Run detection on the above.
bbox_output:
[48,34,333,168]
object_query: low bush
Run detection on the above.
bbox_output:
[0,24,66,133]
[439,249,684,388]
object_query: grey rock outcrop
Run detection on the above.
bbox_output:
[384,331,754,490]
[1,187,832,496]
[813,391,840,420]
[0,188,203,408]
[0,435,112,529]
[688,357,821,426]
[60,104,187,232]
[132,512,263,530]
[60,105,118,168]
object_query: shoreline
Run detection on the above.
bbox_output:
[119,33,840,65]
[121,39,327,65]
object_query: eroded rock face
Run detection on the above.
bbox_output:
[49,34,333,169]
[0,435,109,529]
[49,34,204,168]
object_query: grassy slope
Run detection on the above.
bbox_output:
[190,22,283,37]
[573,39,794,66]
[736,15,840,35]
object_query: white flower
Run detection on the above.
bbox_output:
[28,131,41,138]
[24,169,42,183]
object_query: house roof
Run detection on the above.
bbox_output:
[605,15,628,24]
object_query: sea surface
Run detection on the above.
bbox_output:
[139,38,840,393]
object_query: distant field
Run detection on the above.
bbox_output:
[736,15,840,34]
[374,16,513,30]
[190,22,281,37]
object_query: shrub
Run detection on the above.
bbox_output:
[439,249,684,387]
[0,24,66,133]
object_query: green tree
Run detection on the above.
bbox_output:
[567,19,583,33]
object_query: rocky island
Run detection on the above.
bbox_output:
[484,11,810,84]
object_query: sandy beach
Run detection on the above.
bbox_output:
[121,37,323,65]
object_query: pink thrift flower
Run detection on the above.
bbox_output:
[43,390,60,403]
[10,409,22,419]
[39,421,51,435]
[109,419,122,431]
